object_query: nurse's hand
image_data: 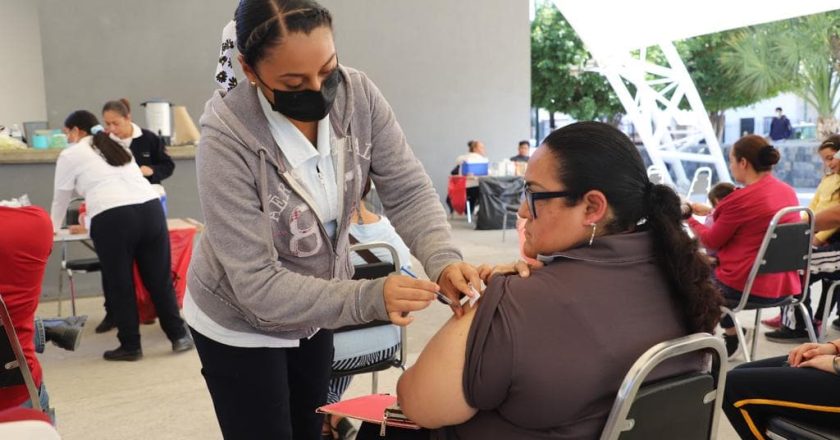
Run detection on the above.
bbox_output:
[383,275,437,326]
[140,165,154,177]
[437,262,482,318]
[477,259,544,283]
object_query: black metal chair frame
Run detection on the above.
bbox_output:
[332,242,407,393]
[57,198,100,316]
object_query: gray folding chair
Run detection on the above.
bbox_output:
[599,333,727,440]
[501,203,520,242]
[57,198,100,316]
[647,165,666,186]
[721,207,818,362]
[819,281,839,342]
[686,166,712,204]
[0,296,48,415]
[332,242,407,393]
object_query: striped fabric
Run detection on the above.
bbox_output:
[327,344,400,404]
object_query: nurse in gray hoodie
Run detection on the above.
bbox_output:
[186,1,480,439]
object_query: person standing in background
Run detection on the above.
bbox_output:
[769,107,792,141]
[510,140,530,162]
[102,99,175,185]
[51,110,192,361]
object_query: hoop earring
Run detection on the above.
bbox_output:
[588,223,597,246]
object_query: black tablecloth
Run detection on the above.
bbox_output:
[476,176,524,230]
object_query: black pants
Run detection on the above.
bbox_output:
[191,327,334,440]
[89,200,185,350]
[723,356,840,439]
[716,279,792,329]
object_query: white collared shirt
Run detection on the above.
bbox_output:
[50,136,158,230]
[110,122,142,149]
[258,91,338,239]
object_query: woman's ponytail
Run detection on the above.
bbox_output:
[91,132,132,167]
[646,184,722,333]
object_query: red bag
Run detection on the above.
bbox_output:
[448,176,468,215]
[134,227,197,322]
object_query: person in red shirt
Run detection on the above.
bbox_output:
[0,205,54,412]
[686,135,801,357]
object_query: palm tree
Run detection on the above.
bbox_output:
[722,12,840,138]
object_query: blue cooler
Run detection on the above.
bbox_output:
[461,162,489,176]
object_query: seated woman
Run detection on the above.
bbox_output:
[685,135,801,356]
[724,338,840,439]
[358,121,722,439]
[0,205,54,417]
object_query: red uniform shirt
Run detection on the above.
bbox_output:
[0,206,53,410]
[688,174,801,299]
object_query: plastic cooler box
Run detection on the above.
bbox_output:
[461,162,489,176]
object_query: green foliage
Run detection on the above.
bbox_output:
[530,1,623,122]
[680,32,775,114]
[721,11,840,119]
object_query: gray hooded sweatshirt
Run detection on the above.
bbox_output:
[188,65,462,340]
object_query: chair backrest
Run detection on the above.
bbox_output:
[741,207,813,298]
[647,165,665,185]
[599,333,727,440]
[0,296,42,411]
[686,167,712,203]
[334,242,402,334]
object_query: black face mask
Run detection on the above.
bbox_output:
[258,68,342,122]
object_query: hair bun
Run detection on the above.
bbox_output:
[119,98,131,113]
[758,145,780,167]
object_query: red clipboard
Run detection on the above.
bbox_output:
[317,394,420,430]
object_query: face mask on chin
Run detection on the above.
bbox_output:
[257,67,342,122]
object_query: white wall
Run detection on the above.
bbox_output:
[0,0,47,129]
[723,93,815,144]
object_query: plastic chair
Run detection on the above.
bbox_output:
[766,417,840,440]
[57,199,100,316]
[332,242,407,393]
[720,207,818,362]
[647,165,666,186]
[599,333,727,440]
[0,296,46,414]
[686,167,712,204]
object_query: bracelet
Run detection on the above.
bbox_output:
[829,341,840,355]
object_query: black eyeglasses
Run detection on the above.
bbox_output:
[523,186,576,219]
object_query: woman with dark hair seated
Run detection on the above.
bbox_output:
[358,121,723,439]
[723,338,840,439]
[685,135,802,356]
[50,110,192,361]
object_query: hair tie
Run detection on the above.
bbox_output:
[90,125,104,135]
[215,20,238,91]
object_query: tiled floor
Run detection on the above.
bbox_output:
[35,216,837,439]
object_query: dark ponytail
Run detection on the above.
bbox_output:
[91,132,132,167]
[235,0,333,67]
[732,134,780,172]
[646,184,723,333]
[543,122,722,333]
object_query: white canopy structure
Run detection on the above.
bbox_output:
[553,0,840,187]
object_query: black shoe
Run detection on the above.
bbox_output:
[103,346,143,361]
[765,327,810,343]
[95,317,116,334]
[171,335,194,353]
[142,318,156,325]
[45,320,86,351]
[724,334,740,359]
[832,318,840,332]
